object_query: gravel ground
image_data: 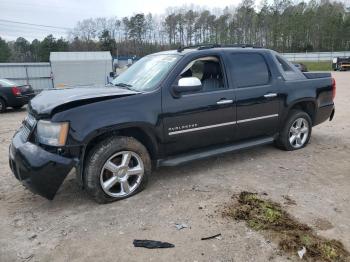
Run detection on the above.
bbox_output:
[0,72,349,262]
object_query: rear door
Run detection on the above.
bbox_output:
[225,52,281,140]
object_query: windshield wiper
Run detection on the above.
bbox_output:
[113,82,142,93]
[114,82,133,90]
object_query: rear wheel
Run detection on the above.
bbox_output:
[275,110,312,151]
[84,136,151,203]
[0,98,6,113]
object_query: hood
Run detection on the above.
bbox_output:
[29,87,139,117]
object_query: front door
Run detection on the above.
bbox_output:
[162,54,236,155]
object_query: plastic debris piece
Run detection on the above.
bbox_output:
[298,246,306,259]
[175,223,188,230]
[133,239,175,249]
[201,233,222,240]
[215,235,222,240]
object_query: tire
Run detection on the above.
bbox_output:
[84,136,151,204]
[275,109,312,151]
[0,98,6,113]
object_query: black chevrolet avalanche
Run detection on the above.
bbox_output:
[9,46,335,203]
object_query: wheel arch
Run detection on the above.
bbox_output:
[0,95,7,112]
[0,95,7,104]
[77,125,159,187]
[283,99,317,125]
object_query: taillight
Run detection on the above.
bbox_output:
[11,86,21,96]
[331,77,336,100]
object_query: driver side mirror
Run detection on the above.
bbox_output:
[173,77,202,94]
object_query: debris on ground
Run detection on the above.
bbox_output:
[198,203,205,210]
[279,166,289,170]
[224,191,350,261]
[201,233,222,241]
[17,253,34,261]
[191,185,210,192]
[175,223,188,230]
[282,195,297,206]
[28,234,37,240]
[214,235,222,240]
[333,207,342,213]
[133,239,175,249]
[298,246,306,259]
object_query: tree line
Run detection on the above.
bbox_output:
[1,0,350,62]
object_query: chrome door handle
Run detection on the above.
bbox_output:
[217,99,233,105]
[264,93,277,98]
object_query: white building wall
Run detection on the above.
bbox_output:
[50,52,112,88]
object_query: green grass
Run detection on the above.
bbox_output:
[296,61,332,71]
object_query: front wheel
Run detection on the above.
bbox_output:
[275,110,312,151]
[84,136,151,203]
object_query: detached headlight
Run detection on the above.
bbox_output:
[36,120,69,146]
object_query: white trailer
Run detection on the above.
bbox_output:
[50,52,112,88]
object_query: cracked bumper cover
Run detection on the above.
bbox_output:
[9,132,75,200]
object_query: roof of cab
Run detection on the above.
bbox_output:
[151,45,272,57]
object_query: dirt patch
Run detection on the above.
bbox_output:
[314,218,334,231]
[224,192,350,261]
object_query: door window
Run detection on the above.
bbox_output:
[228,53,270,88]
[178,56,227,93]
[276,55,294,72]
[275,55,304,80]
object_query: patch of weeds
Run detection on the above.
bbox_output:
[301,234,313,246]
[224,192,350,261]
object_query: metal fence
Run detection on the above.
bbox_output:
[0,63,53,90]
[281,51,350,62]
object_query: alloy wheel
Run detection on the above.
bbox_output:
[289,118,309,148]
[100,151,144,198]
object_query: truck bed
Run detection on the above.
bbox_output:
[303,72,331,79]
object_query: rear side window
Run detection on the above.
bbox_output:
[229,53,270,88]
[276,55,294,72]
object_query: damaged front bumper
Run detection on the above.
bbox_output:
[9,132,76,200]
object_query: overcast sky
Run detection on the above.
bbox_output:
[0,0,243,41]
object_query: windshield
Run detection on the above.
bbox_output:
[112,54,180,92]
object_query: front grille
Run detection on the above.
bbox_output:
[25,114,36,127]
[19,114,37,141]
[20,126,31,141]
